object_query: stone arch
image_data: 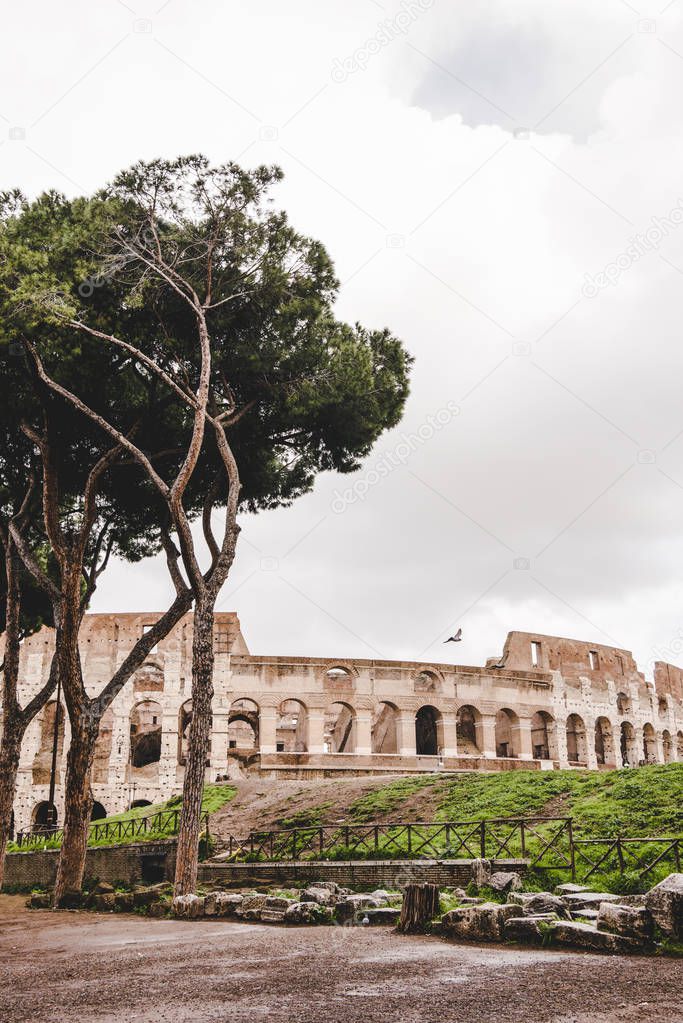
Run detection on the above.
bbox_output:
[662,729,673,763]
[325,701,356,753]
[276,699,308,752]
[323,665,356,692]
[594,716,615,767]
[90,801,107,821]
[130,798,152,810]
[677,730,683,760]
[658,696,668,718]
[642,722,657,763]
[130,700,162,769]
[415,705,443,757]
[495,707,520,759]
[531,710,557,761]
[32,800,57,834]
[566,713,588,765]
[133,660,165,693]
[456,705,482,754]
[620,720,638,766]
[371,701,399,754]
[229,699,259,750]
[32,700,65,784]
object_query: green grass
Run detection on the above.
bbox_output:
[348,777,438,822]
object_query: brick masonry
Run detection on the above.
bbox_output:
[3,840,176,889]
[197,858,526,889]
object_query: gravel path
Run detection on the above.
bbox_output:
[1,898,681,1023]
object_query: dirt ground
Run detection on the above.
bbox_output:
[1,897,681,1023]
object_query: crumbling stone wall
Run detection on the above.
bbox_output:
[4,617,682,834]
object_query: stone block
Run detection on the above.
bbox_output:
[503,914,554,944]
[114,892,134,912]
[555,883,590,895]
[552,920,643,953]
[93,892,116,911]
[214,893,243,917]
[645,873,683,938]
[507,891,569,918]
[133,887,159,908]
[441,902,518,941]
[471,858,492,887]
[597,902,654,944]
[301,886,336,906]
[284,901,334,925]
[488,871,522,894]
[172,894,205,919]
[28,892,51,909]
[561,891,621,911]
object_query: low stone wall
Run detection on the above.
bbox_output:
[3,840,176,889]
[257,755,545,780]
[198,858,526,889]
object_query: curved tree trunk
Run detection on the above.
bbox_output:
[0,736,22,890]
[174,600,214,896]
[53,716,96,907]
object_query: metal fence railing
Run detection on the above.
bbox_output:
[14,808,210,851]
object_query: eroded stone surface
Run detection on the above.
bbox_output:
[645,873,683,938]
[597,902,654,943]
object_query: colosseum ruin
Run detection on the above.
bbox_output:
[9,612,683,835]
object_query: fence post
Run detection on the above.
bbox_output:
[292,830,298,861]
[480,821,486,859]
[675,839,681,872]
[616,836,624,873]
[520,821,526,859]
[568,819,575,881]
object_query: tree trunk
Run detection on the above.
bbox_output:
[52,579,96,908]
[174,599,214,896]
[53,716,96,907]
[0,735,22,890]
[397,883,441,934]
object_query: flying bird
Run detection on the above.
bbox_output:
[444,628,462,643]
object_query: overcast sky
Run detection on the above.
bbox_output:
[4,0,683,675]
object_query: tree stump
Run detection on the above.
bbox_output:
[397,883,440,933]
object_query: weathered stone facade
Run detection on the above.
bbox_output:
[5,613,683,834]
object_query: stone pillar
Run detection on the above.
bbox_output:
[585,718,599,771]
[655,731,665,765]
[397,710,416,756]
[306,709,326,754]
[441,712,458,757]
[210,710,229,772]
[355,710,373,755]
[480,714,498,758]
[259,706,278,755]
[515,716,534,760]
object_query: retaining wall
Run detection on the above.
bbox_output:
[197,857,526,889]
[3,840,176,889]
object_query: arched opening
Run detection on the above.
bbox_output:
[324,702,356,753]
[456,705,481,754]
[276,699,308,752]
[658,696,668,718]
[325,666,353,684]
[594,717,615,767]
[495,707,520,759]
[130,799,152,810]
[616,692,631,716]
[90,801,107,821]
[662,729,673,763]
[32,701,65,785]
[642,723,657,764]
[620,721,637,766]
[415,705,443,757]
[228,699,258,750]
[530,711,556,760]
[130,700,162,769]
[677,730,683,760]
[371,702,399,754]
[32,801,57,834]
[566,714,588,765]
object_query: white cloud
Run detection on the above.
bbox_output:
[3,0,683,675]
